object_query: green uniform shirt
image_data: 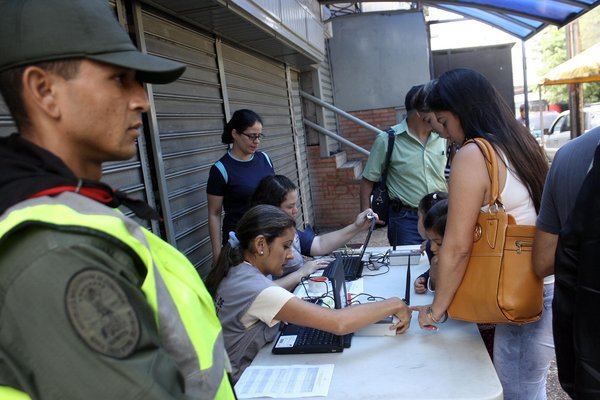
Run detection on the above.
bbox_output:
[362,119,448,208]
[0,226,190,400]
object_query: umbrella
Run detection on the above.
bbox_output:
[539,42,600,85]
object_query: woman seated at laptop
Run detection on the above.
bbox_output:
[205,204,411,383]
[251,175,376,285]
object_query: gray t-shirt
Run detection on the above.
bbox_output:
[214,262,280,382]
[537,127,600,233]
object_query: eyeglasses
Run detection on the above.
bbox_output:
[240,132,265,142]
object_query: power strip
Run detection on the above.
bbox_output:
[354,315,399,336]
[388,250,421,266]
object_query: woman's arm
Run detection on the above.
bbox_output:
[417,144,492,326]
[275,296,411,336]
[207,194,224,261]
[309,209,375,256]
[273,259,331,291]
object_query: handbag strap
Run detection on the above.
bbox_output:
[465,137,502,208]
[380,129,396,185]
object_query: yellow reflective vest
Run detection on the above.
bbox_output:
[0,193,235,399]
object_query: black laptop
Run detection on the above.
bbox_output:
[322,217,376,281]
[272,255,350,354]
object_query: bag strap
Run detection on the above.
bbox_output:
[465,137,502,208]
[380,129,395,184]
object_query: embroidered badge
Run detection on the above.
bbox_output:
[65,269,140,358]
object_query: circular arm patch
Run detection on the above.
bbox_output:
[65,269,141,358]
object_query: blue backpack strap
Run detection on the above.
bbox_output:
[214,161,228,184]
[262,152,273,169]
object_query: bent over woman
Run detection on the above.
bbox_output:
[411,69,551,400]
[205,205,411,383]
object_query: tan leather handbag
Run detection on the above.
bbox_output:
[447,138,543,324]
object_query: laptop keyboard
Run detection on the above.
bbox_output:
[296,327,339,346]
[342,256,361,276]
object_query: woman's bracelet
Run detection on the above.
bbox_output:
[427,305,448,324]
[426,277,435,292]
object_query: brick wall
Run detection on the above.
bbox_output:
[338,108,397,162]
[307,107,397,230]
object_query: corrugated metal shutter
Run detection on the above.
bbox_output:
[288,68,314,227]
[220,44,306,219]
[221,44,295,173]
[140,7,225,273]
[0,98,13,138]
[320,45,338,136]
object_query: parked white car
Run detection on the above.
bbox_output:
[543,105,600,161]
[528,111,559,143]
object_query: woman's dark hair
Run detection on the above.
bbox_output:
[424,68,548,212]
[423,199,449,237]
[418,191,448,215]
[251,175,298,208]
[205,204,295,296]
[221,109,263,144]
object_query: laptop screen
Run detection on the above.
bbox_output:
[331,254,348,309]
[356,217,377,261]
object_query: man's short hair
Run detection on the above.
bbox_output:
[405,84,425,112]
[0,60,81,131]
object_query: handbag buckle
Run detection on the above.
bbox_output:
[488,201,505,214]
[515,240,533,254]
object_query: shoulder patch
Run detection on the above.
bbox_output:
[65,269,140,358]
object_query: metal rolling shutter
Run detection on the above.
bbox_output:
[220,44,305,219]
[0,99,12,138]
[320,46,338,137]
[288,68,315,227]
[140,8,225,273]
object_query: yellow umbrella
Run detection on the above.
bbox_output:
[539,42,600,85]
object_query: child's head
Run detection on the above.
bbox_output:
[423,199,448,255]
[417,191,448,239]
[251,175,299,218]
[206,204,296,296]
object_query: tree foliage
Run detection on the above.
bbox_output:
[533,7,600,105]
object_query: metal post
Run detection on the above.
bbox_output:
[567,21,583,138]
[521,40,530,130]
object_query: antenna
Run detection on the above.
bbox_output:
[403,252,411,305]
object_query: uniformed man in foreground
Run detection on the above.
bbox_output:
[0,0,235,399]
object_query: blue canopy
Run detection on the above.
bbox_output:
[421,0,600,40]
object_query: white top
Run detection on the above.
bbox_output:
[481,155,536,225]
[241,286,295,328]
[482,154,553,284]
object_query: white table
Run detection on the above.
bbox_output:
[248,246,503,399]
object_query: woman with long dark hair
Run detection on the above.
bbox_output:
[207,109,274,261]
[205,205,410,383]
[411,69,551,399]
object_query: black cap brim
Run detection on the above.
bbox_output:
[89,50,185,84]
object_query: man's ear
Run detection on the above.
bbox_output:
[21,66,61,119]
